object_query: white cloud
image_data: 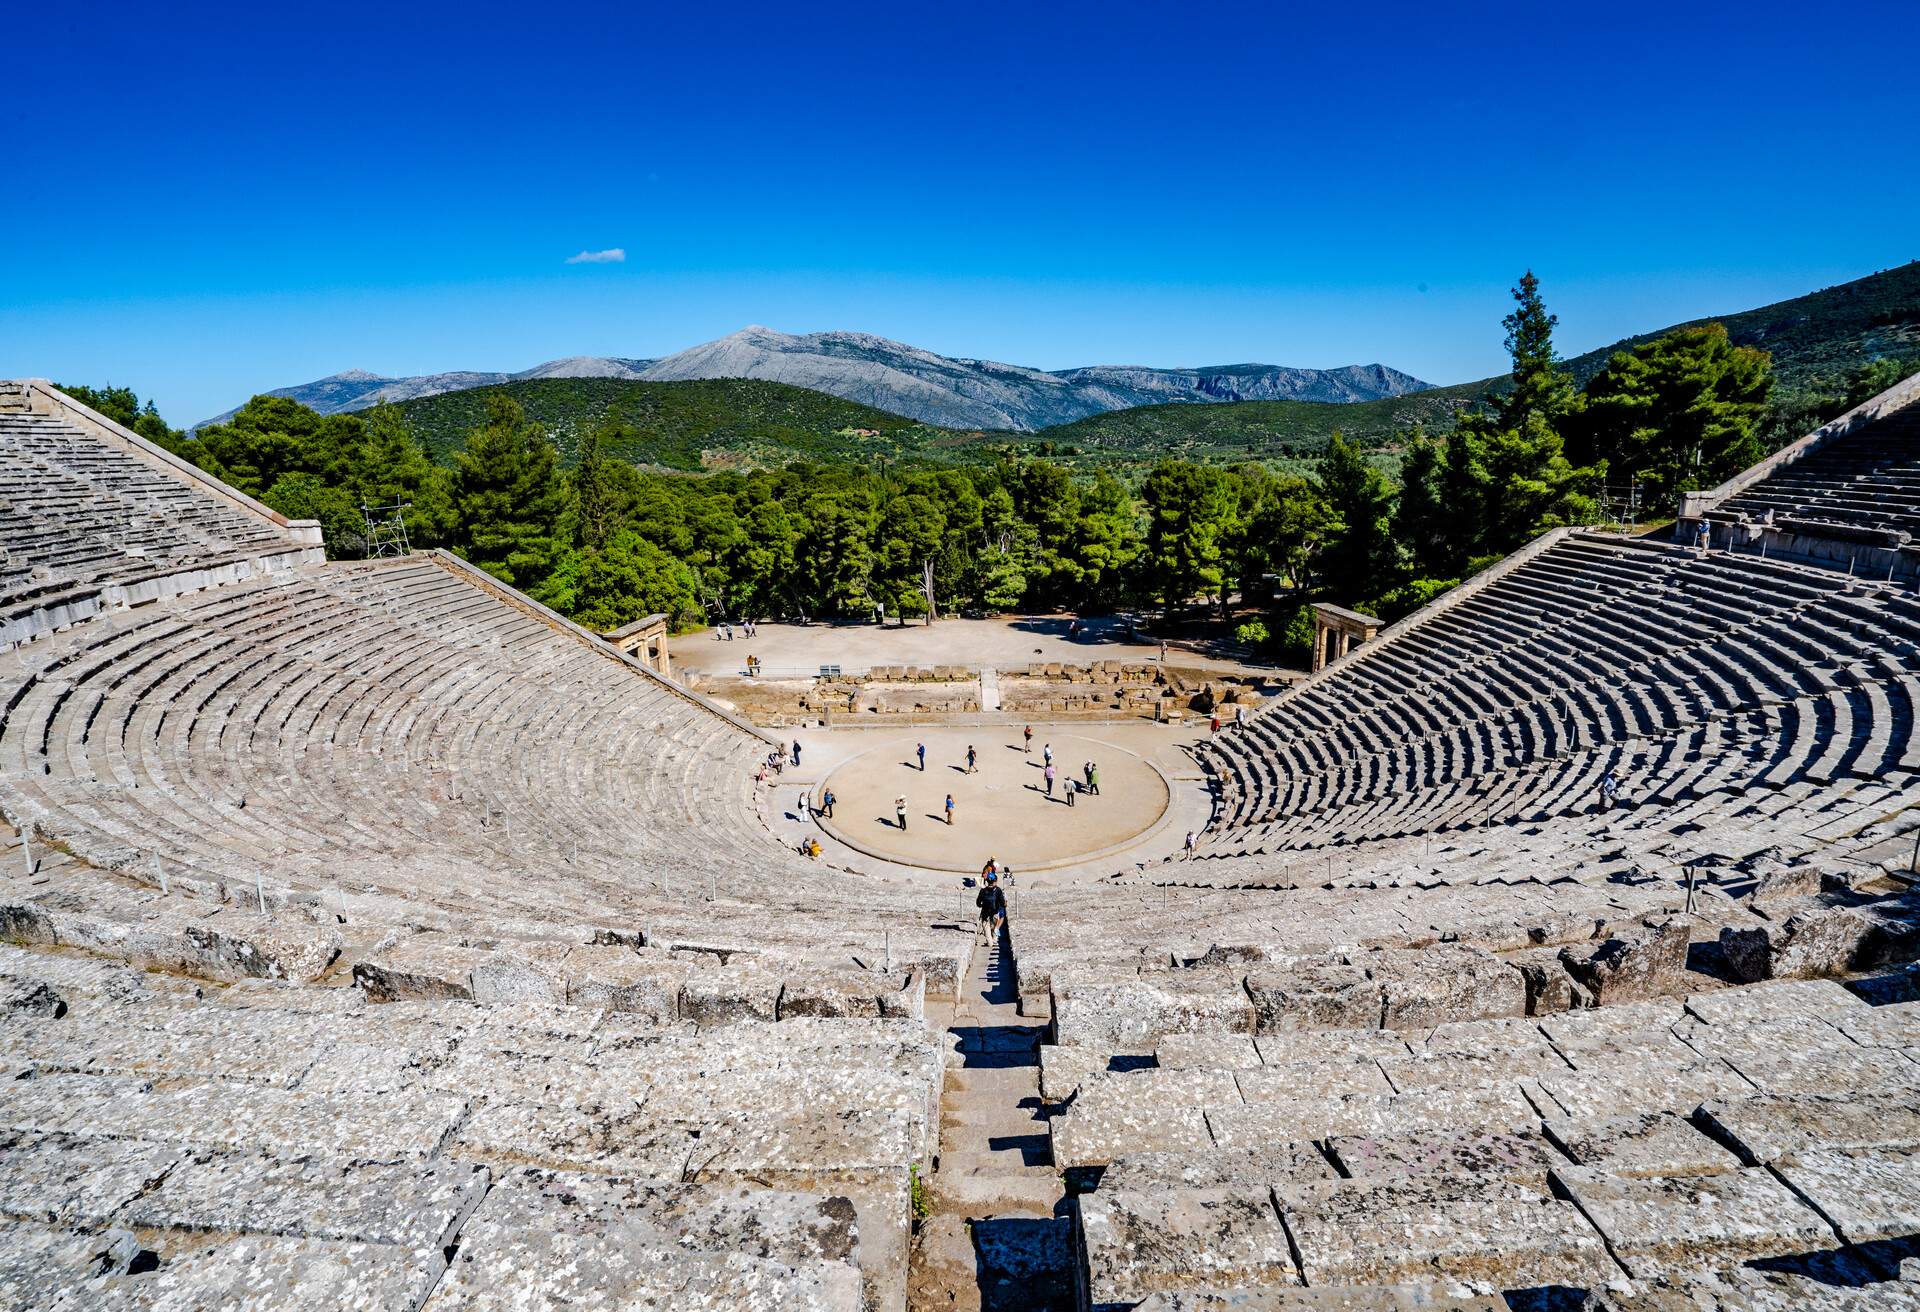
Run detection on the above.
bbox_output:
[565,248,626,265]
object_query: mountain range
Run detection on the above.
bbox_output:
[200,327,1428,431]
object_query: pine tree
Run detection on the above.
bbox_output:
[1314,433,1398,602]
[452,395,569,589]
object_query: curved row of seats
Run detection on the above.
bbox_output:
[1718,398,1920,540]
[0,410,299,632]
[1195,534,1920,858]
[0,555,819,925]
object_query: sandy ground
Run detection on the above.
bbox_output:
[810,728,1169,872]
[671,613,1284,680]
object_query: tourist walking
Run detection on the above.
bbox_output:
[1599,769,1621,813]
[976,880,1005,942]
[1043,762,1055,796]
[895,795,908,830]
[966,745,977,773]
[1210,712,1221,735]
[1184,830,1197,858]
[799,788,811,817]
[1065,777,1076,806]
[944,793,955,825]
[1695,520,1711,553]
[982,857,998,882]
[917,742,927,771]
[1089,762,1100,795]
[791,740,803,767]
[1023,725,1033,753]
[1042,742,1053,768]
[821,788,836,818]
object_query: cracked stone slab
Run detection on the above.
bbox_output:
[1551,1164,1830,1279]
[1722,1043,1920,1098]
[1039,1044,1109,1102]
[0,1073,155,1136]
[1206,1083,1539,1149]
[680,1108,923,1180]
[776,967,924,1022]
[110,1083,469,1164]
[1079,1187,1299,1309]
[1237,1059,1393,1101]
[1531,1059,1754,1120]
[1244,963,1382,1033]
[1696,1092,1920,1164]
[449,1098,689,1179]
[1100,1143,1337,1197]
[1414,1015,1551,1058]
[1254,1030,1412,1066]
[1280,1177,1612,1293]
[0,1133,182,1226]
[77,1233,443,1311]
[1325,1128,1564,1189]
[1669,1013,1854,1063]
[428,1233,862,1311]
[1375,1049,1568,1093]
[1052,970,1255,1050]
[1130,1290,1506,1310]
[679,963,783,1026]
[349,942,483,1002]
[2,1024,322,1088]
[119,1151,487,1250]
[1053,1101,1212,1170]
[1835,1001,1920,1049]
[1680,978,1868,1026]
[1156,1032,1262,1070]
[1365,945,1528,1030]
[1772,1149,1920,1245]
[1538,1110,1741,1178]
[0,1219,139,1307]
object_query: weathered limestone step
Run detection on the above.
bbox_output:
[927,1168,1061,1217]
[913,1214,1076,1312]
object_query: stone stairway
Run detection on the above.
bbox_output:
[909,926,1075,1312]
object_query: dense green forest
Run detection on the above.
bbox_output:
[395,376,951,470]
[76,268,1920,662]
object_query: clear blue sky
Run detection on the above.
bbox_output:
[5,0,1916,423]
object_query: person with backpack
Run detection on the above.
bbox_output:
[820,788,835,819]
[976,879,1005,942]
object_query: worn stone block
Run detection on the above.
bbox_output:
[1502,946,1585,1015]
[1367,946,1527,1030]
[1038,1044,1108,1102]
[1156,1032,1262,1070]
[557,946,678,1018]
[1532,1059,1752,1120]
[680,963,782,1026]
[181,914,341,984]
[778,968,923,1022]
[1281,1177,1612,1292]
[1244,963,1381,1033]
[1539,1110,1741,1177]
[1237,1059,1392,1101]
[1719,906,1877,982]
[1325,1128,1563,1190]
[1053,1102,1212,1171]
[1773,1148,1920,1245]
[450,1099,689,1178]
[1558,917,1690,1005]
[350,942,481,1003]
[0,1133,182,1226]
[122,1151,486,1250]
[85,1233,445,1309]
[1101,1143,1337,1198]
[1053,970,1254,1050]
[1697,1092,1920,1164]
[1551,1164,1830,1279]
[1079,1187,1299,1308]
[1681,977,1866,1025]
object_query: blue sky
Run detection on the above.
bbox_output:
[5,1,1916,424]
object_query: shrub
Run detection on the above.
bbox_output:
[1233,619,1270,648]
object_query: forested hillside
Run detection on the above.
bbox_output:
[393,376,953,469]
